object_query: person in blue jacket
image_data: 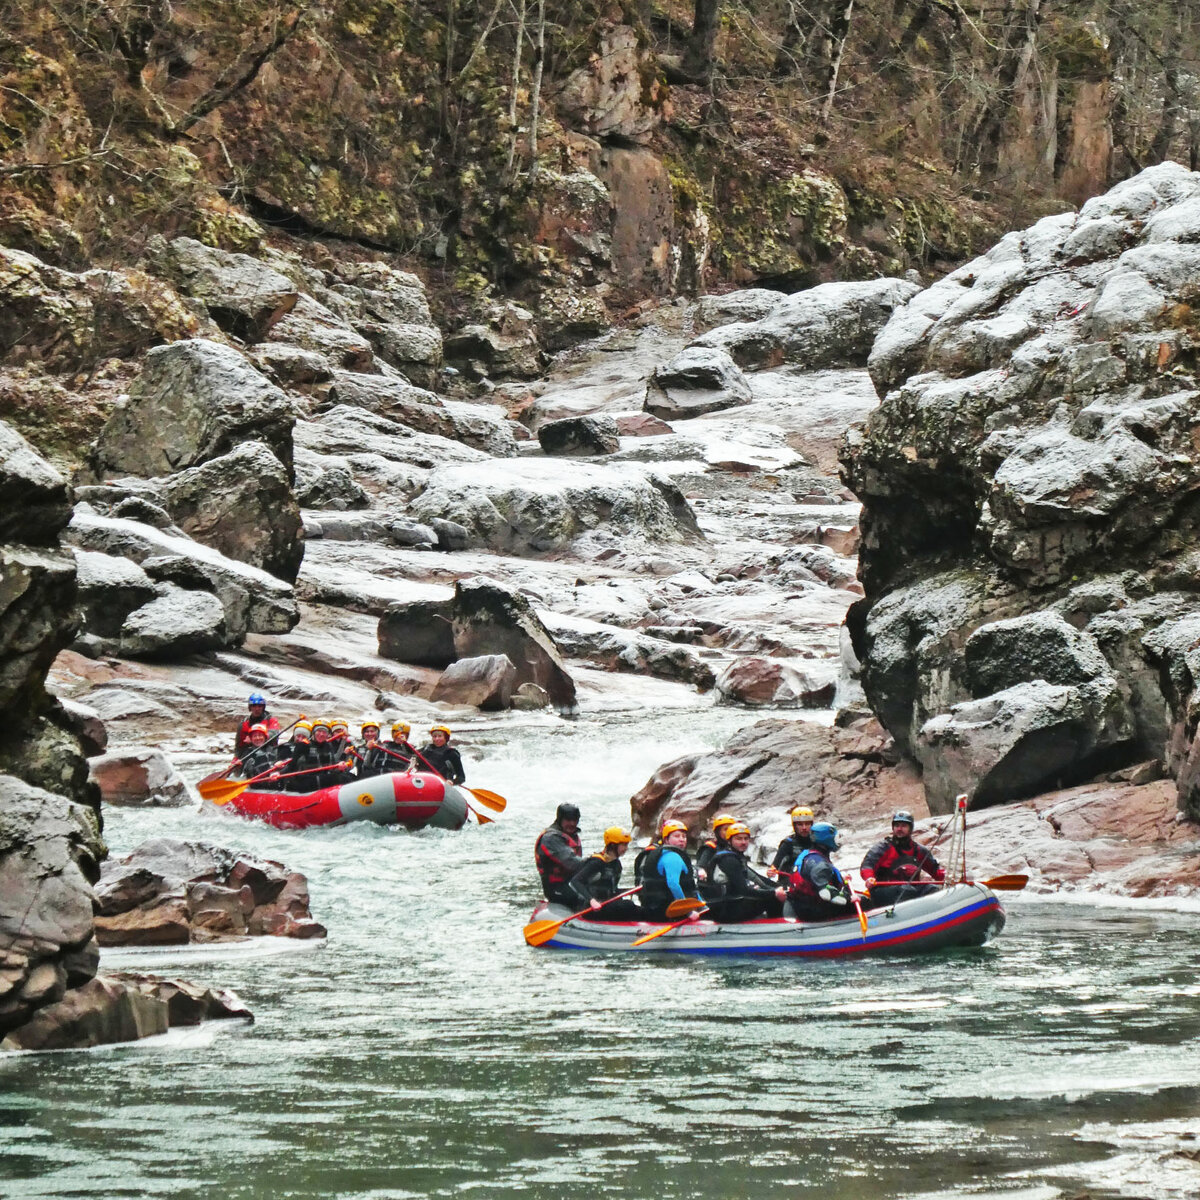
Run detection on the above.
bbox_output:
[785,822,854,922]
[638,820,703,922]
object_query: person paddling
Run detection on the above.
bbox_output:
[785,823,854,921]
[535,803,584,907]
[234,693,279,756]
[419,725,465,784]
[310,719,351,789]
[639,820,702,922]
[771,806,816,876]
[233,725,285,782]
[708,822,786,922]
[569,827,642,920]
[861,810,944,905]
[279,721,313,792]
[355,721,390,779]
[384,721,415,767]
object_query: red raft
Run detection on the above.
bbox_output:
[220,770,471,831]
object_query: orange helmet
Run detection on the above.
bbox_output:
[660,819,688,840]
[726,821,752,839]
[712,813,739,832]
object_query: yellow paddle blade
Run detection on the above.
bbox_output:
[523,919,566,947]
[197,777,249,806]
[468,788,507,812]
[979,874,1029,891]
[665,897,706,918]
[631,923,677,947]
[470,806,495,825]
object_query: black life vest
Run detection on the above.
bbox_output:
[639,845,697,910]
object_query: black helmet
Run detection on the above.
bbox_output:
[556,803,581,823]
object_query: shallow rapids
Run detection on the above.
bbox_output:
[3,710,1200,1199]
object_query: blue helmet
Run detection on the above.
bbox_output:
[248,693,266,707]
[810,822,839,851]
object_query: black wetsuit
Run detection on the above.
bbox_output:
[771,831,815,875]
[382,740,414,768]
[696,835,731,894]
[419,742,465,784]
[569,854,643,920]
[356,743,392,779]
[235,746,279,782]
[708,847,782,922]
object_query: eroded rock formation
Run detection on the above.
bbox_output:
[842,163,1200,817]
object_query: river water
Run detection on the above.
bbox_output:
[3,709,1200,1199]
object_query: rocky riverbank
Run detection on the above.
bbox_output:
[7,166,1200,1051]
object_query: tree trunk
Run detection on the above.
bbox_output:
[527,0,546,179]
[504,0,527,181]
[772,0,805,77]
[820,0,855,123]
[682,0,720,83]
[971,0,1043,176]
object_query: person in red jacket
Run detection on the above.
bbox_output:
[535,803,584,907]
[234,693,279,757]
[861,810,945,905]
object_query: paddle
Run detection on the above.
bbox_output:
[198,716,303,797]
[852,895,869,940]
[630,904,710,947]
[523,886,644,946]
[200,760,343,806]
[401,743,509,813]
[975,874,1028,891]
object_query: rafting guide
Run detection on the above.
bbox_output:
[197,695,506,833]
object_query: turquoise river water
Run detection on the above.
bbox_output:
[2,710,1199,1199]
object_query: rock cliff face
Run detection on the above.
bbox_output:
[841,163,1200,818]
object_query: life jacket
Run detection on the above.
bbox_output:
[871,837,935,881]
[633,842,659,886]
[579,853,622,900]
[534,826,583,888]
[774,832,813,873]
[639,845,696,911]
[236,712,279,753]
[789,849,847,901]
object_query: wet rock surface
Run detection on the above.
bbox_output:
[842,164,1200,819]
[94,839,326,945]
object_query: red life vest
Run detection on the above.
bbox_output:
[534,827,583,887]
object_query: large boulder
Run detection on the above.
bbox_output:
[158,442,305,582]
[88,748,190,807]
[92,339,295,478]
[0,776,104,1038]
[326,372,518,457]
[842,165,1200,817]
[118,587,227,659]
[915,677,1135,812]
[266,294,375,371]
[408,459,701,554]
[67,506,299,639]
[714,657,838,708]
[544,619,717,689]
[378,578,577,711]
[150,236,299,342]
[73,549,158,639]
[323,261,443,386]
[645,347,753,420]
[0,420,73,545]
[93,839,326,945]
[430,654,519,710]
[0,973,250,1051]
[692,277,921,371]
[537,415,621,457]
[443,302,543,380]
[0,245,207,373]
